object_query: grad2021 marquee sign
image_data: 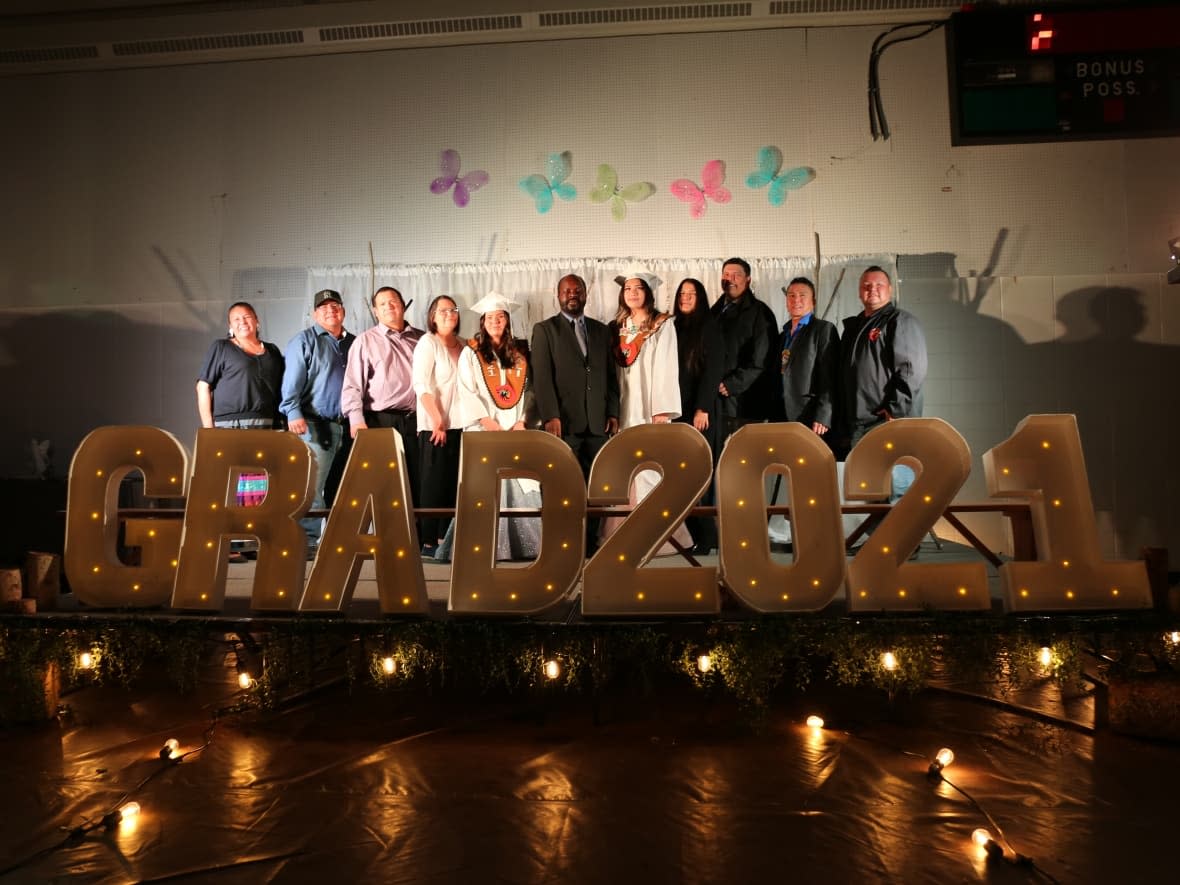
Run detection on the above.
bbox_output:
[63,415,1151,617]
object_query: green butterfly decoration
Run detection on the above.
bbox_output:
[589,164,655,221]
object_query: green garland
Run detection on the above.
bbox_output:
[1,613,1177,725]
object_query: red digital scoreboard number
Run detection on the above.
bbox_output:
[1024,5,1180,54]
[1029,13,1054,53]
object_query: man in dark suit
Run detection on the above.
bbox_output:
[780,277,839,436]
[530,274,620,479]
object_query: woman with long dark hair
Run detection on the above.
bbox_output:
[673,278,726,553]
[611,270,680,430]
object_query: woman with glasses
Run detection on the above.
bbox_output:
[411,295,465,556]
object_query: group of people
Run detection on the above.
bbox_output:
[195,259,927,559]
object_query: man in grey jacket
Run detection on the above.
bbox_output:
[839,266,927,447]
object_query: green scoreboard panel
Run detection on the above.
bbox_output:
[947,3,1180,145]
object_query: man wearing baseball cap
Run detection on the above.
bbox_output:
[280,289,355,558]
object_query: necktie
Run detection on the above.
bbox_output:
[573,318,588,356]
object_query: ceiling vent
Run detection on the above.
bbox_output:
[539,3,753,28]
[320,15,524,44]
[769,0,958,14]
[112,29,304,57]
[0,44,99,64]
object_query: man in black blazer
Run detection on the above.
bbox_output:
[530,274,620,479]
[780,277,839,436]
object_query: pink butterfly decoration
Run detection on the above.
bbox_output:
[670,160,732,219]
[429,149,489,208]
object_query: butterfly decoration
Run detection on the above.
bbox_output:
[589,164,656,221]
[429,149,489,208]
[745,146,814,207]
[519,151,577,214]
[670,160,732,219]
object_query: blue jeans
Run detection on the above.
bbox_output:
[891,464,915,503]
[300,420,345,548]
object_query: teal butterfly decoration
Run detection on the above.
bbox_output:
[519,151,577,214]
[589,164,655,221]
[745,146,814,207]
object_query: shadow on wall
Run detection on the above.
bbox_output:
[1039,285,1180,559]
[0,310,214,480]
[0,264,315,478]
[894,244,1179,560]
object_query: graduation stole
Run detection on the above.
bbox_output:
[615,314,668,368]
[470,339,527,409]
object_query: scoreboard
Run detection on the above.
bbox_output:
[947,3,1180,145]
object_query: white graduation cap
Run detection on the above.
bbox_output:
[468,291,517,315]
[614,267,663,294]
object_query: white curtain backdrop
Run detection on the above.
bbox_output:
[307,254,891,338]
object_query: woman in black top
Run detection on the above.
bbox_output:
[672,278,726,553]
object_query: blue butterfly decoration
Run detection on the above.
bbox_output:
[519,151,577,214]
[745,146,814,207]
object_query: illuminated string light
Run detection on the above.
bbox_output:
[805,715,824,729]
[928,746,954,779]
[159,738,180,760]
[237,671,254,689]
[881,651,898,671]
[971,828,1004,860]
[697,654,713,674]
[381,656,396,675]
[78,651,95,670]
[1038,646,1053,668]
[102,801,140,830]
[543,659,561,680]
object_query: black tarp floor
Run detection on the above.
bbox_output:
[2,659,1177,885]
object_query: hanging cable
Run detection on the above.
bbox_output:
[868,20,948,141]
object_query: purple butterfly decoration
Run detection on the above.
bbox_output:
[430,149,489,208]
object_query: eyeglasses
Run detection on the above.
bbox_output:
[436,308,461,316]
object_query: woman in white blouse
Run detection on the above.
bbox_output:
[437,292,540,561]
[412,295,465,555]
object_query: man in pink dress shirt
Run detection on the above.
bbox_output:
[341,286,424,512]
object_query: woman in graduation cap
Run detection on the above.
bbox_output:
[436,292,541,561]
[601,269,690,549]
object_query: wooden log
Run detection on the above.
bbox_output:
[0,567,21,604]
[24,550,60,611]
